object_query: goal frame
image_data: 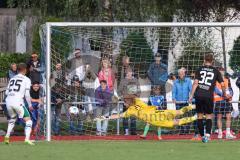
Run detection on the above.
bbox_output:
[45,22,240,141]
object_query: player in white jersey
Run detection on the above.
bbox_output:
[4,63,34,145]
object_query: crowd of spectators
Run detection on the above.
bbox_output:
[3,49,239,138]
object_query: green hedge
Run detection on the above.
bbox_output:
[229,35,240,72]
[0,53,31,78]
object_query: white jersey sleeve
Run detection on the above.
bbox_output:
[24,77,32,107]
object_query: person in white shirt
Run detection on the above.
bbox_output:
[165,73,176,110]
[4,63,34,145]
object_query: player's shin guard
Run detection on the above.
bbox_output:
[157,127,162,137]
[205,119,212,136]
[143,124,150,137]
[6,118,16,138]
[25,120,32,141]
[197,119,204,137]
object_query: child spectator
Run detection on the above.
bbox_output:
[214,67,236,139]
[29,81,44,135]
[140,86,165,140]
[95,80,113,136]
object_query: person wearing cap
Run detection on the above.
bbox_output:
[66,48,85,82]
[147,53,168,91]
[95,80,113,136]
[26,52,43,83]
[214,67,236,139]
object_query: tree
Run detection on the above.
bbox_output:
[176,33,216,74]
[177,0,240,70]
[229,35,240,73]
[118,32,154,79]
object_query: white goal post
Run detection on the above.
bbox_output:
[45,22,240,141]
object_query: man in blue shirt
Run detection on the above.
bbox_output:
[147,53,168,90]
[172,68,192,108]
[172,68,192,134]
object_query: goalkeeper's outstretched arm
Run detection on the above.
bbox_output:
[95,113,125,121]
[109,113,124,120]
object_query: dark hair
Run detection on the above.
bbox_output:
[32,81,40,85]
[168,73,175,79]
[100,80,107,84]
[72,75,80,82]
[204,53,214,63]
[17,63,27,72]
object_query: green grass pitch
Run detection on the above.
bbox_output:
[0,140,240,160]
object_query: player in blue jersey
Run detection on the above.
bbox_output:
[140,86,165,140]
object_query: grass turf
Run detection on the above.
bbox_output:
[0,140,240,160]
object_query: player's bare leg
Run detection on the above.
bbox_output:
[217,113,223,139]
[225,113,236,139]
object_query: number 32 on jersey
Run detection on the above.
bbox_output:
[199,71,214,86]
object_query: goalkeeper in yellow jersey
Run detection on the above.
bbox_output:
[96,95,197,129]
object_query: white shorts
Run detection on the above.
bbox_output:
[5,99,30,119]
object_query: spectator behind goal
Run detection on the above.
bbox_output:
[27,52,43,83]
[7,63,18,79]
[29,81,44,135]
[95,80,113,136]
[214,67,236,139]
[98,57,115,92]
[118,67,140,135]
[147,53,168,91]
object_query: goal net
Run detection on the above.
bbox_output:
[39,23,240,141]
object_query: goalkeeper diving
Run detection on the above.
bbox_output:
[96,95,197,128]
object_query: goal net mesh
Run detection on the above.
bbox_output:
[38,24,240,140]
